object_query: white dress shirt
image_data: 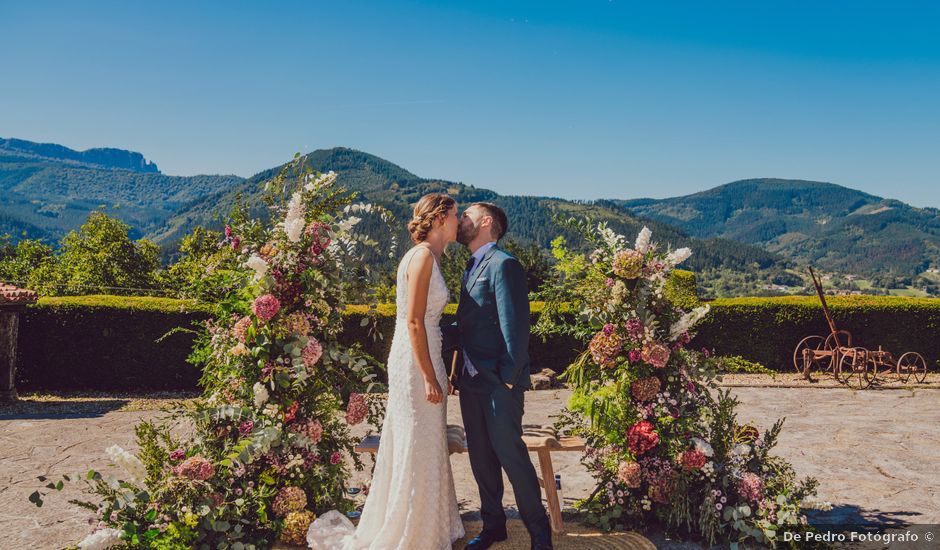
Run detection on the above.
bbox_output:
[463,241,497,377]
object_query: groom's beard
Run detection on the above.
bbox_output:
[457,223,478,246]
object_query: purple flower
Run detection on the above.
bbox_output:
[330,452,342,465]
[169,448,185,461]
[238,420,254,436]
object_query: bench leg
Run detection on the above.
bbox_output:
[536,449,563,533]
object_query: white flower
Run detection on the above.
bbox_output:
[78,527,123,550]
[668,304,711,341]
[244,254,269,281]
[733,443,751,456]
[282,192,306,243]
[691,437,714,458]
[252,382,269,408]
[337,216,361,233]
[596,222,627,250]
[634,226,652,254]
[104,445,146,485]
[666,247,692,266]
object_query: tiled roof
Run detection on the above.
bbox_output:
[0,283,38,305]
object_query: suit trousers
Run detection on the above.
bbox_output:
[459,383,549,537]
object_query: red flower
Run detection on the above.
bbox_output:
[627,420,659,455]
[678,449,707,471]
[284,401,300,423]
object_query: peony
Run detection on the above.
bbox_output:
[245,254,269,281]
[627,421,659,455]
[290,418,323,444]
[691,437,714,458]
[253,382,269,408]
[345,393,367,425]
[252,294,281,322]
[631,376,661,402]
[232,316,252,342]
[678,449,707,471]
[612,249,644,279]
[104,445,146,485]
[589,329,622,369]
[634,226,652,254]
[736,472,764,503]
[285,312,311,336]
[641,342,671,369]
[280,510,317,545]
[302,337,323,368]
[616,460,641,488]
[78,527,123,550]
[272,486,307,517]
[330,452,342,465]
[172,456,215,481]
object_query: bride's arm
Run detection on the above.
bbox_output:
[406,247,444,404]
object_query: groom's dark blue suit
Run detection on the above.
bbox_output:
[452,244,550,539]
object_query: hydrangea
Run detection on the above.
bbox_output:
[172,456,215,481]
[290,418,323,444]
[691,437,714,458]
[305,221,332,256]
[612,249,644,279]
[245,254,269,281]
[78,527,123,550]
[627,420,659,455]
[641,342,671,369]
[302,337,323,368]
[330,452,342,465]
[737,472,764,503]
[285,312,311,336]
[104,445,146,485]
[253,382,269,408]
[272,486,307,517]
[251,294,281,322]
[631,376,661,402]
[280,510,317,545]
[678,449,707,471]
[589,329,622,368]
[345,393,367,425]
[665,247,692,266]
[634,226,652,254]
[616,460,641,488]
[232,316,252,343]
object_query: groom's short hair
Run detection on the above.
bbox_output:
[472,202,508,241]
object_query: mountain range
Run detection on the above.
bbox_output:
[3,137,939,287]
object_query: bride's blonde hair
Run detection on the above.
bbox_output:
[408,193,455,243]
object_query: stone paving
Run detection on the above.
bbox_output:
[2,386,939,549]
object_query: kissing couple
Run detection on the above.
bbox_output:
[309,194,552,550]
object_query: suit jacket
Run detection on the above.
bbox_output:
[451,245,532,393]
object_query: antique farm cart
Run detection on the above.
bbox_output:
[792,267,928,389]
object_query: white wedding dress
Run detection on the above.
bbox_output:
[308,246,465,550]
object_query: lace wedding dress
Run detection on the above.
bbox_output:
[308,246,465,550]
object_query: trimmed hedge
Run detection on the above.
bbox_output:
[691,295,940,372]
[16,295,211,391]
[17,274,936,390]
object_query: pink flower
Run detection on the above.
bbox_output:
[604,278,615,288]
[629,348,642,362]
[302,337,323,368]
[345,393,368,426]
[305,222,332,256]
[627,421,659,455]
[289,419,323,444]
[172,456,215,481]
[251,294,280,322]
[169,448,185,461]
[232,316,252,343]
[737,472,764,503]
[641,342,671,369]
[617,461,641,488]
[589,329,622,369]
[330,452,342,465]
[238,420,254,436]
[625,318,644,339]
[678,449,706,471]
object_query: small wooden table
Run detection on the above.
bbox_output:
[355,432,585,533]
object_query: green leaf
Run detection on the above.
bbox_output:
[28,491,43,507]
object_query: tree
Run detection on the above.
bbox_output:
[56,212,161,294]
[0,235,59,295]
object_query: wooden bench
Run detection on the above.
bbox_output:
[355,430,585,533]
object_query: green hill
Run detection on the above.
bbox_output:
[616,178,940,276]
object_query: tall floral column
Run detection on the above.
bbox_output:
[0,283,38,402]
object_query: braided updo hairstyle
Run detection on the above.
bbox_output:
[408,193,456,243]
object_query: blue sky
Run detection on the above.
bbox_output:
[3,1,939,207]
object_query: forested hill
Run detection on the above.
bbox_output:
[0,138,243,241]
[616,178,940,275]
[151,147,786,274]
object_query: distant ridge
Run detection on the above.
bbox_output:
[0,137,159,173]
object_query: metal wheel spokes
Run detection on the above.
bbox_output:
[793,335,825,376]
[839,347,872,389]
[896,352,927,384]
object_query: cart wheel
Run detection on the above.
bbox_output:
[896,352,927,384]
[823,331,853,373]
[793,336,825,375]
[839,347,872,389]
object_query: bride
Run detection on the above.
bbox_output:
[309,193,465,549]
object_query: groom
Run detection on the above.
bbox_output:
[450,202,553,550]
